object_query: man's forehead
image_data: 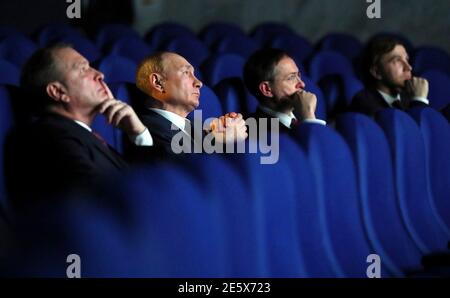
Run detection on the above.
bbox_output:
[384,44,408,58]
[163,53,193,70]
[275,56,299,74]
[55,47,88,68]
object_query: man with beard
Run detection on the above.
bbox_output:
[349,36,429,117]
[243,48,326,135]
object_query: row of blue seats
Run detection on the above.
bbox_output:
[2,29,450,116]
[2,107,449,277]
[2,22,450,74]
[2,47,450,114]
[1,22,450,79]
[1,60,450,165]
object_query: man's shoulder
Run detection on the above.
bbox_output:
[246,107,273,121]
[349,88,388,115]
[139,109,180,141]
[30,113,89,139]
[351,88,383,103]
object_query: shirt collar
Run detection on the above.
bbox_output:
[258,105,296,129]
[377,89,401,106]
[74,120,92,132]
[149,108,188,131]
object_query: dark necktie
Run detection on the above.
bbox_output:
[290,117,299,129]
[392,100,404,110]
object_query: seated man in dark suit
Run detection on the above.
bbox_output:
[243,48,326,136]
[135,51,247,155]
[349,36,429,117]
[6,43,153,204]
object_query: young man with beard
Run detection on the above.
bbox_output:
[243,48,326,135]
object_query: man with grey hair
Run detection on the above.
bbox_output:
[6,43,153,203]
[135,51,248,155]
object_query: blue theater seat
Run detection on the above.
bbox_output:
[0,35,37,68]
[213,34,259,59]
[213,77,259,115]
[277,135,337,277]
[317,33,363,61]
[201,53,246,87]
[295,124,375,277]
[145,22,196,49]
[109,36,154,64]
[336,113,424,276]
[240,149,304,277]
[413,46,450,76]
[375,109,450,254]
[250,22,293,46]
[408,107,450,232]
[307,50,355,83]
[162,36,210,69]
[199,22,247,48]
[35,24,83,46]
[2,188,148,277]
[185,154,266,277]
[319,74,363,118]
[213,78,246,114]
[95,24,140,53]
[0,59,20,86]
[342,75,364,106]
[123,162,227,277]
[269,33,314,65]
[98,55,137,84]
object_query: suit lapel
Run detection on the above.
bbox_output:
[90,137,128,170]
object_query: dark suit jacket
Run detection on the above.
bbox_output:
[349,88,428,117]
[5,112,128,205]
[136,109,240,158]
[138,109,194,155]
[246,107,295,138]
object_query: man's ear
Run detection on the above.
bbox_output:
[150,73,165,93]
[258,81,273,98]
[46,82,70,103]
[370,65,382,80]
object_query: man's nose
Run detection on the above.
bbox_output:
[296,78,305,90]
[404,60,412,72]
[194,76,203,88]
[93,68,105,81]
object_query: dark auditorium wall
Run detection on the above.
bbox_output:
[0,0,449,53]
[134,0,450,52]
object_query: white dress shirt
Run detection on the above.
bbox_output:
[377,90,429,107]
[258,105,327,128]
[74,120,153,146]
[149,108,192,136]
